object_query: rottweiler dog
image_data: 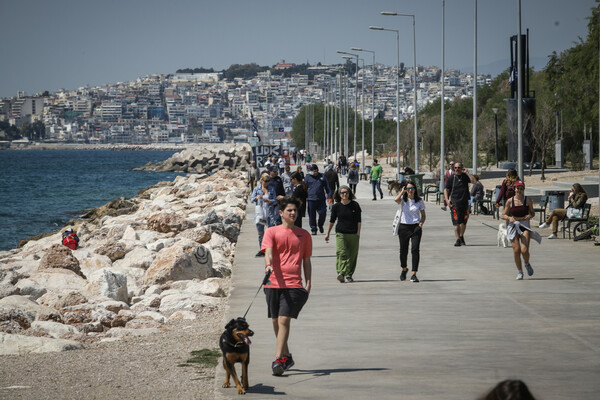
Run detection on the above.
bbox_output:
[220,317,254,395]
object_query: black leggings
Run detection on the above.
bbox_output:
[398,223,422,271]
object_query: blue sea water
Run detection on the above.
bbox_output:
[0,149,182,251]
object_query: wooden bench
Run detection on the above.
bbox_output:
[563,203,592,239]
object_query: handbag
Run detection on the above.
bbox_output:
[392,206,403,236]
[566,207,582,219]
[255,203,267,225]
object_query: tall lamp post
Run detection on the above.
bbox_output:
[337,50,359,161]
[381,11,419,173]
[370,26,400,175]
[351,47,376,172]
[492,108,499,168]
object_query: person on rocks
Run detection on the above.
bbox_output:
[248,160,260,189]
[502,180,540,280]
[267,166,286,227]
[291,172,308,228]
[304,164,331,235]
[262,197,312,376]
[370,159,384,201]
[62,228,79,250]
[251,173,271,257]
[444,161,476,246]
[325,186,362,283]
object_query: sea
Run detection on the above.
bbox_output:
[0,149,183,251]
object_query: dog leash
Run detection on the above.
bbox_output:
[242,270,272,319]
[480,221,500,231]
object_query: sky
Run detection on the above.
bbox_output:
[0,0,597,98]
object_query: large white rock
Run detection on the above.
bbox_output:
[0,332,83,354]
[122,225,138,242]
[158,291,219,314]
[14,279,47,300]
[185,278,229,297]
[30,320,80,339]
[84,269,128,303]
[78,253,113,274]
[112,246,155,270]
[0,295,61,321]
[143,243,214,285]
[27,270,87,296]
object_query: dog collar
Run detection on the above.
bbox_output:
[222,338,245,348]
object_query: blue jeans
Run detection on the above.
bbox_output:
[307,200,327,232]
[256,223,265,249]
[372,179,383,199]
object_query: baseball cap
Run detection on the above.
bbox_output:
[514,180,525,187]
[310,164,319,171]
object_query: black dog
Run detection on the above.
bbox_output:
[220,317,254,395]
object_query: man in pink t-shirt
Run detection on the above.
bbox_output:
[261,197,312,376]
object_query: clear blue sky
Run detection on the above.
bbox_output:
[0,0,596,98]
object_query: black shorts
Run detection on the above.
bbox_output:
[450,204,469,225]
[264,288,309,319]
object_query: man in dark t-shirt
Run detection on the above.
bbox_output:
[444,161,476,247]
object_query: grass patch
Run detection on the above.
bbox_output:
[179,348,221,369]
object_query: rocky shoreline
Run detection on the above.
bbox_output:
[1,146,253,360]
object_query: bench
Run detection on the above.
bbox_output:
[533,195,548,226]
[359,172,369,181]
[563,203,592,239]
[424,184,439,202]
[473,190,493,215]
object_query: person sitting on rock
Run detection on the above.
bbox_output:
[62,228,79,250]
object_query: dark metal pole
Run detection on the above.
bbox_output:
[494,112,499,168]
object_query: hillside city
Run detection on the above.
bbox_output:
[0,60,492,150]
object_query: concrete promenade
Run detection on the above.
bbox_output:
[216,175,600,400]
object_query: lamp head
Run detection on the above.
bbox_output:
[369,26,384,30]
[381,11,398,16]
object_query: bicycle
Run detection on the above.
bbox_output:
[572,221,599,242]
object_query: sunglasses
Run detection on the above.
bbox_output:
[340,191,350,195]
[406,187,415,191]
[454,167,462,170]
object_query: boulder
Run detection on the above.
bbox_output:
[0,332,83,354]
[15,279,46,300]
[178,226,212,244]
[0,309,34,333]
[97,300,129,314]
[38,244,85,278]
[121,225,138,242]
[77,253,112,274]
[30,320,80,339]
[143,244,214,286]
[158,291,220,314]
[84,269,128,303]
[147,212,196,234]
[0,295,62,322]
[112,246,155,270]
[111,310,135,327]
[185,278,229,297]
[95,241,127,262]
[55,292,88,309]
[201,209,220,225]
[0,283,20,299]
[169,310,198,321]
[27,270,87,297]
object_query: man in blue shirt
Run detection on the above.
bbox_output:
[304,164,331,235]
[267,166,286,227]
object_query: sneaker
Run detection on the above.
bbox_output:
[319,226,324,233]
[380,194,383,199]
[454,239,462,247]
[525,263,534,276]
[372,198,377,201]
[337,274,345,283]
[400,269,408,281]
[516,271,524,280]
[345,276,354,283]
[255,251,264,257]
[538,222,548,229]
[281,354,294,371]
[441,206,447,211]
[272,358,285,376]
[460,236,466,245]
[311,230,317,235]
[547,233,557,239]
[410,274,419,283]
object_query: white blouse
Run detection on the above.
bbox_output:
[400,198,426,224]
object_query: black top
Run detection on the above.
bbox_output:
[330,200,362,234]
[292,184,307,217]
[445,173,471,207]
[324,169,340,193]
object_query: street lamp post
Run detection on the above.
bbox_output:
[492,108,499,168]
[351,47,376,172]
[370,25,400,176]
[381,11,419,173]
[338,50,359,162]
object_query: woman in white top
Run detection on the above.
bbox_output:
[394,181,426,282]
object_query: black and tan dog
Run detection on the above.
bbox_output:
[220,317,254,395]
[388,179,402,195]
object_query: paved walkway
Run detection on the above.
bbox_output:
[216,174,600,400]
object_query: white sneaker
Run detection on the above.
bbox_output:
[538,222,548,229]
[547,234,557,239]
[516,271,524,280]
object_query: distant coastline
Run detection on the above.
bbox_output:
[4,142,195,151]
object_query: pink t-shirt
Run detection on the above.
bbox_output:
[261,225,312,289]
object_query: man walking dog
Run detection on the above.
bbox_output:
[261,197,312,376]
